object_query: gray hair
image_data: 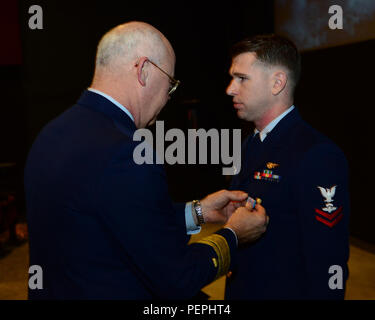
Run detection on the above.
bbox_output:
[95,22,169,70]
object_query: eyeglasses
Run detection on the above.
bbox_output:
[147,59,181,96]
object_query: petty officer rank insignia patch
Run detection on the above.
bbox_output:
[315,185,343,228]
[254,166,281,182]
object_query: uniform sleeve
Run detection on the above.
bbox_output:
[294,143,350,299]
[92,144,236,299]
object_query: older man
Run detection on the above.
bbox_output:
[225,34,350,299]
[25,22,267,299]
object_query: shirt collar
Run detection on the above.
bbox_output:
[87,88,135,123]
[254,105,295,142]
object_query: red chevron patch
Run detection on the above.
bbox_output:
[314,206,343,228]
[315,213,343,228]
[314,206,343,220]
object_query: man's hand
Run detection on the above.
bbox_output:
[200,189,248,224]
[225,203,268,245]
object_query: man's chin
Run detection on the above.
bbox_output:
[236,110,247,120]
[236,110,254,122]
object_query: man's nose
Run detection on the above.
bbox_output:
[226,80,236,96]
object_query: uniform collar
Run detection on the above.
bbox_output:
[87,88,135,123]
[254,105,295,141]
[77,90,137,133]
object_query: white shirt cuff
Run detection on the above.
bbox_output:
[185,202,201,235]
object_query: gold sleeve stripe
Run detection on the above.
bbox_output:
[197,234,230,280]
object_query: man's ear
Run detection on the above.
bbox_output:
[135,57,149,87]
[271,70,287,95]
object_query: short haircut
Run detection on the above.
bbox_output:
[95,23,167,70]
[231,34,301,91]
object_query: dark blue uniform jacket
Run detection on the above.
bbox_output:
[25,90,236,299]
[227,108,350,300]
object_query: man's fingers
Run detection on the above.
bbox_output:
[253,204,268,225]
[254,203,265,212]
[224,190,248,202]
[245,200,252,210]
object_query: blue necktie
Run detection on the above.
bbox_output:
[249,132,262,154]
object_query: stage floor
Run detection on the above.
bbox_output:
[1,225,374,300]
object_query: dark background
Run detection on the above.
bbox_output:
[0,0,373,243]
